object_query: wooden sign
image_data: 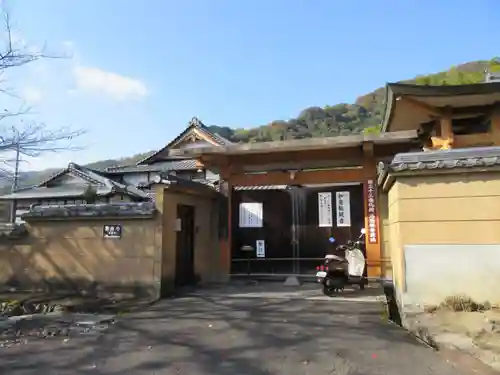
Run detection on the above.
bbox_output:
[365,179,378,244]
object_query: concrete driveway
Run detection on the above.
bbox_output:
[0,284,493,375]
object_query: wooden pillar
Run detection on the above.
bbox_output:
[491,104,500,138]
[362,142,382,279]
[439,114,454,149]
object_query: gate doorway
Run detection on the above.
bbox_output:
[231,183,365,277]
[175,204,196,286]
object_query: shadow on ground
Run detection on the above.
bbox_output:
[0,284,474,375]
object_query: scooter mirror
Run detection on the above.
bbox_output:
[360,228,366,234]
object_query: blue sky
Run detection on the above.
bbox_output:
[4,0,500,171]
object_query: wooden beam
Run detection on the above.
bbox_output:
[431,114,454,150]
[195,158,205,170]
[221,148,364,168]
[399,96,443,117]
[227,168,364,186]
[362,141,374,157]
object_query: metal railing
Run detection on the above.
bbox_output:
[231,257,324,276]
[230,257,392,279]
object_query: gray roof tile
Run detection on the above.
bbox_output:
[105,159,197,173]
[388,147,500,173]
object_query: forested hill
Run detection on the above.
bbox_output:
[207,58,500,142]
[2,58,500,190]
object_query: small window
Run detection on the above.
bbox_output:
[452,116,491,135]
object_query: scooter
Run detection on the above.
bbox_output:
[315,229,368,296]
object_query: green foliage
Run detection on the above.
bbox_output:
[82,184,98,204]
[363,125,381,134]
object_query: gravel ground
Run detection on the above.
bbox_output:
[0,284,494,375]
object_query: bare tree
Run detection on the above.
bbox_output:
[0,7,85,177]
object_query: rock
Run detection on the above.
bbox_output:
[424,305,438,313]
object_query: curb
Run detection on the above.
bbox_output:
[405,323,440,349]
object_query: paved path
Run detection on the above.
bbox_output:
[0,285,494,375]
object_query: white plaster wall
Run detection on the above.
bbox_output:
[205,169,219,181]
[122,172,150,186]
[403,244,500,306]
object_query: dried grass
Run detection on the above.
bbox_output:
[440,295,491,312]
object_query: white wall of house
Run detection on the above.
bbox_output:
[205,169,219,181]
[121,172,156,186]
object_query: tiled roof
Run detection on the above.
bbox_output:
[23,202,156,220]
[0,163,150,200]
[389,147,500,173]
[105,159,198,174]
[0,186,96,200]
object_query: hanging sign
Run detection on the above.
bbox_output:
[256,240,266,258]
[335,191,351,227]
[318,192,333,227]
[366,179,378,244]
[239,202,263,228]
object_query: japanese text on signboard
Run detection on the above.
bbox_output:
[366,179,377,244]
[335,191,351,227]
[318,192,333,227]
[103,224,122,238]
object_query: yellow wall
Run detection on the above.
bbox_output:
[389,172,500,245]
[0,185,224,298]
[0,217,161,298]
[386,171,500,299]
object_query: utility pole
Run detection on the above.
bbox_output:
[9,135,20,224]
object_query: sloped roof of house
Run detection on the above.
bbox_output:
[104,159,198,174]
[136,117,233,165]
[0,162,149,200]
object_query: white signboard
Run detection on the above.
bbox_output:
[256,240,266,258]
[318,192,333,227]
[366,179,377,244]
[239,202,263,228]
[335,191,351,227]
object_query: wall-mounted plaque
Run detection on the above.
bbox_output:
[256,240,266,258]
[103,224,122,238]
[335,191,351,227]
[318,192,333,227]
[239,202,263,228]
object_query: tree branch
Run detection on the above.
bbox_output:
[0,6,86,175]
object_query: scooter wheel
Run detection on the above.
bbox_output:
[322,285,335,297]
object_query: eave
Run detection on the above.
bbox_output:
[168,130,419,170]
[381,82,500,133]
